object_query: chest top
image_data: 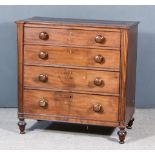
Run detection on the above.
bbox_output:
[16,16,139,29]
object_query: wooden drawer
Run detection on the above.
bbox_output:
[24,45,120,70]
[24,89,119,122]
[24,27,120,48]
[24,66,119,94]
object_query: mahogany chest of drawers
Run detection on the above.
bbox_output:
[16,17,139,144]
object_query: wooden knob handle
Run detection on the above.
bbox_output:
[39,32,49,40]
[95,35,105,43]
[93,104,103,112]
[94,55,104,63]
[38,74,48,82]
[39,99,48,107]
[38,51,48,59]
[94,77,103,86]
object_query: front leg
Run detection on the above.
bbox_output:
[127,118,135,129]
[18,118,26,134]
[117,127,127,144]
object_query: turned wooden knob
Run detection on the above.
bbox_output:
[38,51,48,59]
[39,99,48,107]
[39,32,49,40]
[95,35,105,43]
[94,55,104,63]
[94,77,103,86]
[93,104,103,112]
[38,74,48,82]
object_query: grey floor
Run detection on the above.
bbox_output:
[0,108,155,150]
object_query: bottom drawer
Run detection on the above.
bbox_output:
[23,90,119,122]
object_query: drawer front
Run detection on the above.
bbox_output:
[24,66,119,94]
[24,90,119,122]
[24,27,120,48]
[24,45,120,70]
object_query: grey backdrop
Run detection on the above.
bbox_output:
[0,5,154,108]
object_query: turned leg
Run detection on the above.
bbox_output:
[127,118,135,129]
[117,127,127,144]
[18,118,26,134]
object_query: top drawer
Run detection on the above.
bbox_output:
[24,27,121,49]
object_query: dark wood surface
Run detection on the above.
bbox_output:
[119,29,128,127]
[16,16,139,29]
[125,25,138,125]
[16,17,139,143]
[119,25,138,127]
[17,22,24,118]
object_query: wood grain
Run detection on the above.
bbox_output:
[24,23,121,32]
[119,26,138,127]
[20,113,119,127]
[24,45,120,70]
[24,86,120,96]
[24,66,120,94]
[17,22,24,118]
[24,27,121,48]
[23,89,119,122]
[119,29,128,127]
